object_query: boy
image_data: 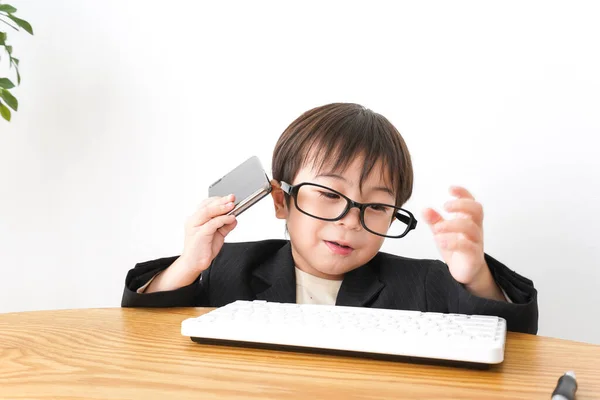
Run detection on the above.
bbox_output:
[122,103,538,334]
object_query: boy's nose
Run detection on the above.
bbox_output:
[336,207,362,231]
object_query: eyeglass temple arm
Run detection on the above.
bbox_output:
[280,181,292,194]
[395,211,418,230]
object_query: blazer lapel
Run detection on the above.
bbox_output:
[251,241,296,303]
[336,259,384,307]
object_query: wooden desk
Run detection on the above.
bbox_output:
[1,308,598,399]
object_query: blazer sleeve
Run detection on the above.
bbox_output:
[425,253,539,334]
[120,256,210,307]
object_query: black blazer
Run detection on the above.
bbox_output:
[122,239,538,334]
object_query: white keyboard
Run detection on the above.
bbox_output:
[181,300,507,364]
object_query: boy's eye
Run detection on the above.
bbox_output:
[319,191,340,200]
[370,205,388,212]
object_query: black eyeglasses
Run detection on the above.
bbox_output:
[280,181,417,238]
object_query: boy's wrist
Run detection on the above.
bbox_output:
[464,261,505,301]
[145,257,202,293]
[177,254,211,274]
[169,256,205,283]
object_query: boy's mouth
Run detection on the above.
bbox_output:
[324,240,354,255]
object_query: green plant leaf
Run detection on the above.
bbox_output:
[5,44,11,54]
[0,100,11,121]
[0,31,6,44]
[0,88,17,110]
[0,77,15,89]
[0,4,18,13]
[10,58,20,83]
[7,14,32,35]
[9,57,20,82]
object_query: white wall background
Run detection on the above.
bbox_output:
[1,1,598,344]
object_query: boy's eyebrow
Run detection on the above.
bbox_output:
[315,173,394,197]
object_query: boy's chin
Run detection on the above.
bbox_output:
[313,260,361,277]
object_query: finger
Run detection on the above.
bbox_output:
[198,196,221,209]
[444,199,483,224]
[189,195,236,227]
[217,218,238,237]
[433,219,482,242]
[200,194,235,209]
[449,186,475,201]
[199,214,237,236]
[422,208,445,227]
[434,232,480,253]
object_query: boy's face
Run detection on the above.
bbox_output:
[271,156,396,280]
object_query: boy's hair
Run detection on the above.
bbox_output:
[272,103,413,207]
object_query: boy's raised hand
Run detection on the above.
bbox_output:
[422,186,505,300]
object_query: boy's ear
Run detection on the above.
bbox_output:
[270,179,289,219]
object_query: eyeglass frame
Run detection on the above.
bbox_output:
[279,181,418,238]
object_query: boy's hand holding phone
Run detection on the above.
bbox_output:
[180,194,238,272]
[145,195,238,293]
[422,186,506,301]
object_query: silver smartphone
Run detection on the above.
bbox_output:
[208,156,272,217]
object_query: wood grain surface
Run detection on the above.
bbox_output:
[1,307,598,399]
